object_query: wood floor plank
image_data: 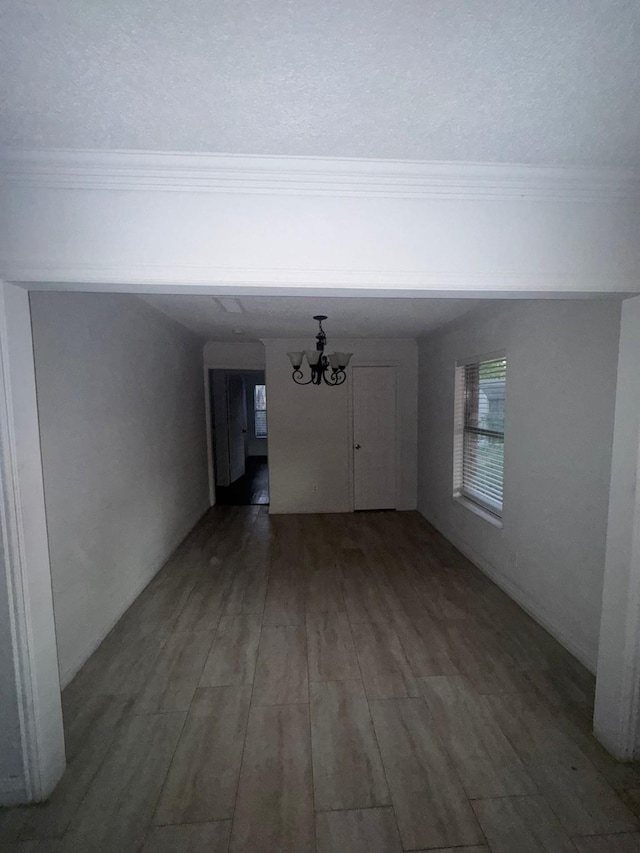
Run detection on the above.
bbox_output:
[621,789,640,820]
[523,664,596,729]
[174,573,230,632]
[219,540,269,615]
[305,566,345,612]
[302,519,344,612]
[67,620,167,697]
[306,611,360,682]
[573,834,640,852]
[413,848,488,853]
[390,608,459,676]
[141,821,231,853]
[236,562,269,615]
[445,622,528,694]
[230,704,314,853]
[199,615,261,687]
[310,680,390,811]
[133,630,214,714]
[473,796,579,853]
[543,711,640,792]
[352,622,419,699]
[0,812,28,846]
[153,686,251,825]
[370,697,484,850]
[58,712,185,853]
[486,692,638,836]
[252,626,308,705]
[315,807,402,853]
[419,675,537,798]
[14,695,132,842]
[262,570,305,627]
[341,554,391,624]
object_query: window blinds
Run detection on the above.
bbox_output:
[254,384,267,438]
[459,356,506,515]
[255,410,267,438]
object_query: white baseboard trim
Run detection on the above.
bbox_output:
[418,507,598,674]
[58,501,210,688]
[0,776,28,806]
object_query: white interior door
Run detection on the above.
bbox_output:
[352,365,397,510]
[212,371,231,487]
[227,374,247,484]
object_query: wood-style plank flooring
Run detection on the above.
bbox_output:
[2,507,640,852]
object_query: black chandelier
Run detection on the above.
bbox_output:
[287,316,353,386]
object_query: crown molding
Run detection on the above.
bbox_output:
[4,263,639,296]
[1,148,639,202]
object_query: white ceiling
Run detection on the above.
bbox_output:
[142,295,485,341]
[1,1,639,166]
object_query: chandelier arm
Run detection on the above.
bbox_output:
[322,368,346,386]
[292,369,313,385]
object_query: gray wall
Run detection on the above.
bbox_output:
[31,292,209,686]
[417,300,621,671]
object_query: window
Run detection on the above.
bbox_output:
[454,354,506,518]
[254,384,267,438]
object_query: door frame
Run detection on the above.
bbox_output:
[0,283,65,804]
[348,361,400,512]
[205,367,266,506]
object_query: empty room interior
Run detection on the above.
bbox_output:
[1,3,640,853]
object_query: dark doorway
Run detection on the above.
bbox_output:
[215,455,269,505]
[210,369,269,506]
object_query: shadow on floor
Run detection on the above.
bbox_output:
[215,455,269,506]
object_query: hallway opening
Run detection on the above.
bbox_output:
[209,369,269,506]
[215,455,269,506]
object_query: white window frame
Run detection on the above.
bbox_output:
[453,350,506,526]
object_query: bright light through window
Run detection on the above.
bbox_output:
[454,355,506,517]
[254,384,267,438]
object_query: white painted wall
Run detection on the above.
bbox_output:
[30,292,209,687]
[264,338,417,515]
[203,341,265,371]
[417,301,621,671]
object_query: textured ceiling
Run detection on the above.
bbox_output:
[141,294,485,341]
[1,1,639,166]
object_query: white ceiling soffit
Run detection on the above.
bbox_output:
[1,1,639,168]
[141,294,487,341]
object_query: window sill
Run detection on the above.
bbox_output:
[453,495,503,529]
